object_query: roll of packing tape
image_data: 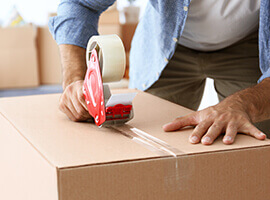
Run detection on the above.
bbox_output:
[86,34,126,83]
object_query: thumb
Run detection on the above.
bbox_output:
[240,122,266,140]
[163,114,197,132]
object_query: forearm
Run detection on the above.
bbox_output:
[224,77,270,123]
[59,44,87,89]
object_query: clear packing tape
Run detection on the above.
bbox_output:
[86,34,186,189]
[86,34,126,83]
[109,124,185,190]
[109,124,183,159]
[85,34,181,157]
[86,35,182,157]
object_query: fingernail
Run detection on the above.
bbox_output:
[163,123,172,129]
[223,136,232,142]
[202,136,211,144]
[259,132,266,136]
[256,132,266,138]
[163,122,172,126]
[189,136,198,143]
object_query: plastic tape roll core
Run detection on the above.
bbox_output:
[86,34,126,83]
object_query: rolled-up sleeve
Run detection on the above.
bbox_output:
[258,0,270,83]
[48,0,116,49]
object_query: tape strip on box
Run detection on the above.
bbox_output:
[109,125,184,157]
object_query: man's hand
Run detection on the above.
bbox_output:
[59,80,91,122]
[163,103,266,145]
[163,78,270,145]
[58,44,91,121]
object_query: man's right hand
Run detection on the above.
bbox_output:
[58,44,90,121]
[59,80,91,122]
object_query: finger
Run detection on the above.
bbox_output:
[71,96,91,119]
[223,123,238,145]
[78,89,89,111]
[201,122,225,145]
[189,120,213,144]
[240,122,266,140]
[66,100,87,122]
[59,103,77,122]
[163,113,198,132]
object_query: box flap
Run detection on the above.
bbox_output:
[0,89,269,168]
[0,91,160,168]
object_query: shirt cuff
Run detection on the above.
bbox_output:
[48,1,100,49]
[258,66,270,83]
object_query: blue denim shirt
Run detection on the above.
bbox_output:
[49,0,270,91]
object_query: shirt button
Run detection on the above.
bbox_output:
[173,37,178,42]
[164,58,169,62]
[156,72,160,77]
[183,6,188,11]
[142,84,146,89]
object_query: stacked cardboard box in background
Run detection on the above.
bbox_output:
[37,27,62,84]
[120,23,137,78]
[38,3,138,84]
[0,25,62,89]
[0,26,39,89]
[0,3,137,89]
[99,3,121,36]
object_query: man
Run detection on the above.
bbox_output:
[49,0,270,145]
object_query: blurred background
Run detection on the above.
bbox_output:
[0,0,218,110]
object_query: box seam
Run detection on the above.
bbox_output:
[58,144,270,170]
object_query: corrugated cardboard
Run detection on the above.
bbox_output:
[37,27,62,84]
[0,26,39,89]
[0,90,270,200]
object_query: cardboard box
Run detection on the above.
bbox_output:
[37,27,62,84]
[107,1,117,11]
[125,51,129,78]
[0,90,270,200]
[99,9,120,24]
[0,26,39,89]
[98,24,122,37]
[120,23,137,52]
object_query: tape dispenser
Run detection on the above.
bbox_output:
[83,35,135,126]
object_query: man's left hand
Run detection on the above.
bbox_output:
[163,95,266,145]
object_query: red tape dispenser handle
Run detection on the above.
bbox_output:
[83,48,106,126]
